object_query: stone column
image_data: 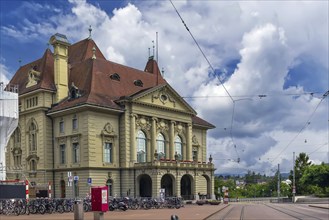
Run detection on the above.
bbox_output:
[113,138,117,165]
[169,121,175,160]
[151,117,157,161]
[130,114,137,162]
[186,123,192,161]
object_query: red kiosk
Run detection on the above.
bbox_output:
[91,186,108,219]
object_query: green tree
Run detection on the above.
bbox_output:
[289,152,312,195]
[300,163,329,196]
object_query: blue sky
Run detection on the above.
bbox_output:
[1,0,328,175]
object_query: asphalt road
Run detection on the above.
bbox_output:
[1,203,328,220]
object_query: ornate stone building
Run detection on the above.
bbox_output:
[5,33,215,199]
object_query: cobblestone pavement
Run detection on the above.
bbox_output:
[2,204,228,220]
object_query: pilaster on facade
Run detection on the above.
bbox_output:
[151,117,157,162]
[169,121,175,160]
[186,123,192,161]
[130,113,137,163]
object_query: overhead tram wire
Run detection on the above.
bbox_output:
[270,90,329,163]
[181,91,324,99]
[169,0,244,161]
[169,0,234,103]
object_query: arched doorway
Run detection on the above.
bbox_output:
[202,174,211,199]
[106,179,113,197]
[60,180,66,198]
[161,174,174,197]
[181,174,193,200]
[138,174,152,197]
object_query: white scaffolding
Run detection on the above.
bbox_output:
[0,82,19,180]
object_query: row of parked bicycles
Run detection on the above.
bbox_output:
[85,197,184,212]
[0,197,184,216]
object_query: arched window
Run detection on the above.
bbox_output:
[30,159,37,171]
[12,128,22,167]
[156,133,165,159]
[13,128,21,145]
[175,135,182,160]
[136,130,146,162]
[29,121,37,152]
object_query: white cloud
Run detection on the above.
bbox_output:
[1,0,328,175]
[0,63,10,85]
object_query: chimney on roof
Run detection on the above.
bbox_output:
[49,33,71,103]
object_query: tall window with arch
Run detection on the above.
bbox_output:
[12,128,22,167]
[156,133,165,159]
[30,159,37,171]
[104,142,112,163]
[175,135,183,160]
[29,121,37,152]
[136,130,146,162]
[72,143,80,163]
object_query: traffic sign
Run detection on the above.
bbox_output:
[74,176,79,181]
[87,177,92,185]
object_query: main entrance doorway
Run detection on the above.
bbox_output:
[161,174,174,197]
[181,174,193,200]
[138,174,152,197]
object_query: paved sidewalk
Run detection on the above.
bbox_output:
[2,204,229,220]
[309,204,329,209]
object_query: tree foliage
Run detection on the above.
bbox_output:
[300,163,329,195]
[289,152,312,195]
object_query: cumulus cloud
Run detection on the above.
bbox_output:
[1,0,328,174]
[0,59,10,85]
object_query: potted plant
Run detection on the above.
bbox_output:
[208,200,221,205]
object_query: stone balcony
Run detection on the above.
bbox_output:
[134,159,214,170]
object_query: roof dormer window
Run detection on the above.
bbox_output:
[134,79,143,87]
[110,73,120,81]
[69,82,80,100]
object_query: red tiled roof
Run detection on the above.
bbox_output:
[9,35,214,129]
[49,38,167,112]
[9,49,55,95]
[192,115,216,129]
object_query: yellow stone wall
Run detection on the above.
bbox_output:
[6,77,215,199]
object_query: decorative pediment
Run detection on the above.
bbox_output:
[102,122,115,135]
[71,136,79,143]
[130,84,197,115]
[152,87,176,107]
[26,153,39,162]
[26,67,40,88]
[12,147,22,155]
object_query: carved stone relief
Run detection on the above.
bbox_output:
[175,123,185,135]
[103,122,115,135]
[26,68,40,88]
[192,135,199,145]
[157,120,169,133]
[136,117,151,131]
[152,88,176,107]
[71,136,79,143]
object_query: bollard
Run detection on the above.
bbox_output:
[94,212,104,220]
[171,215,179,220]
[74,200,84,220]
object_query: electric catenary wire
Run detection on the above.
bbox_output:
[169,0,242,161]
[169,0,233,103]
[271,90,329,163]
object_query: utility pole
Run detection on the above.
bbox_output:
[293,152,296,203]
[277,163,280,199]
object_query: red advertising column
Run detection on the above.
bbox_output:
[224,189,229,204]
[25,180,29,201]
